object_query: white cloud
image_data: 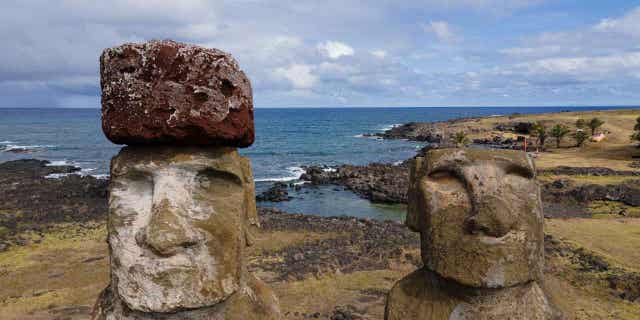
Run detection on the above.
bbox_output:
[370,50,387,58]
[317,41,355,59]
[423,21,459,43]
[593,7,640,36]
[274,64,317,89]
[521,52,640,78]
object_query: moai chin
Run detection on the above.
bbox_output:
[92,40,281,320]
[385,148,562,320]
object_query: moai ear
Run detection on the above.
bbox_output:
[239,156,259,247]
[406,157,427,232]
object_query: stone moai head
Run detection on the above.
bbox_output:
[108,146,258,313]
[406,148,543,288]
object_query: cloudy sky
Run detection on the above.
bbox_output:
[1,0,639,108]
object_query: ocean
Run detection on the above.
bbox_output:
[1,106,636,220]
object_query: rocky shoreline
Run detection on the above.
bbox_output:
[364,117,534,150]
[3,152,640,243]
[0,159,107,248]
[1,157,640,318]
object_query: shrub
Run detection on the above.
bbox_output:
[452,131,470,147]
[574,130,588,147]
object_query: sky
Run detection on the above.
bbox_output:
[1,0,640,108]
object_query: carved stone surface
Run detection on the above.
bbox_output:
[92,146,280,319]
[100,40,254,147]
[386,268,555,320]
[386,148,561,319]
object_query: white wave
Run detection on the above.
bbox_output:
[322,167,337,173]
[1,144,55,152]
[393,161,403,166]
[353,134,364,138]
[254,166,305,182]
[44,167,101,179]
[379,123,402,132]
[46,160,73,166]
[0,140,14,144]
[45,173,71,179]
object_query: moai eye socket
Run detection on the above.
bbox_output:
[503,164,534,179]
[195,168,243,190]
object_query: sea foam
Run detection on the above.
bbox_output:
[254,166,306,182]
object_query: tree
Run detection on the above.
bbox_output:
[631,116,640,147]
[452,131,470,147]
[550,124,570,148]
[588,118,605,136]
[531,122,547,151]
[575,118,586,129]
[574,130,588,147]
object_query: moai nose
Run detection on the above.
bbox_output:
[465,195,517,238]
[140,199,202,256]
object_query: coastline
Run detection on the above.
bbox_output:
[2,107,640,318]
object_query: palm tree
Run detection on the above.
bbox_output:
[575,118,586,129]
[550,124,570,148]
[531,122,547,151]
[574,130,588,147]
[588,118,605,136]
[452,131,470,147]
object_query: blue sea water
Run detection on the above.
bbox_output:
[1,106,637,219]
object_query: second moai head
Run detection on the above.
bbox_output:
[108,146,258,313]
[406,148,544,288]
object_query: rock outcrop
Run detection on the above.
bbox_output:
[385,148,562,319]
[100,40,254,147]
[93,40,280,320]
[300,163,409,203]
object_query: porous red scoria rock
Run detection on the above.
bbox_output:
[100,40,254,147]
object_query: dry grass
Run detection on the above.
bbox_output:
[0,224,109,320]
[544,217,640,319]
[545,273,640,320]
[273,269,405,319]
[443,108,640,170]
[546,218,640,271]
[537,174,638,185]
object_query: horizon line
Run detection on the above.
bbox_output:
[1,105,640,110]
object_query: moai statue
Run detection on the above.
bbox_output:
[385,148,562,320]
[92,40,281,320]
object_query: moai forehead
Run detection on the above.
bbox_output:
[407,148,543,288]
[108,146,258,312]
[100,40,254,147]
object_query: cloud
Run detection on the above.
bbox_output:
[317,41,355,60]
[274,64,317,89]
[1,0,640,107]
[423,21,459,43]
[370,50,387,59]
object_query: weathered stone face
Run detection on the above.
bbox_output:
[100,40,254,147]
[406,148,544,288]
[107,146,258,312]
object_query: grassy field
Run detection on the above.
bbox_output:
[1,217,639,320]
[445,108,640,170]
